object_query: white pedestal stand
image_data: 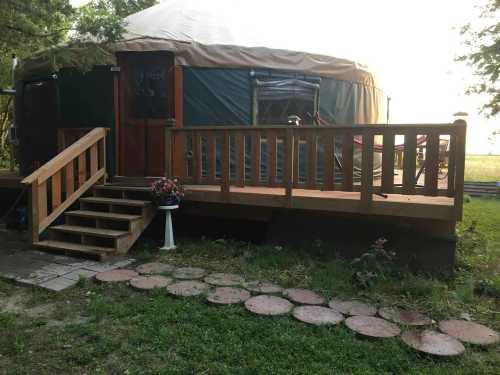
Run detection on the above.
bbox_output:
[158,205,178,250]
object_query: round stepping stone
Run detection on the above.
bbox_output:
[136,262,174,275]
[378,306,432,326]
[401,330,465,356]
[328,299,377,316]
[244,281,283,294]
[204,273,244,286]
[292,306,344,326]
[207,287,251,305]
[245,295,294,316]
[96,269,138,283]
[345,316,401,338]
[172,267,206,280]
[167,280,209,297]
[439,319,499,345]
[283,288,325,305]
[129,276,173,290]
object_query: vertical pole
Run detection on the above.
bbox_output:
[284,127,294,207]
[221,131,230,201]
[454,120,467,221]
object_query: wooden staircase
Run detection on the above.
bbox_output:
[36,185,155,260]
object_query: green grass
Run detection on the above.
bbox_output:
[0,199,499,374]
[464,155,500,182]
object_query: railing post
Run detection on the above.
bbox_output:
[453,120,467,221]
[164,119,174,178]
[28,181,39,244]
[221,131,230,201]
[284,127,294,207]
[360,130,374,212]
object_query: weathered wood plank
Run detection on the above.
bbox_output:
[177,132,187,180]
[206,134,216,184]
[307,131,317,188]
[235,132,245,187]
[402,131,417,194]
[284,128,294,206]
[251,132,260,185]
[360,131,374,212]
[424,132,440,196]
[65,161,74,197]
[221,131,230,200]
[267,131,277,186]
[323,130,335,190]
[38,181,48,222]
[342,132,354,191]
[381,131,395,193]
[447,133,456,197]
[90,144,98,176]
[193,132,201,184]
[293,136,300,187]
[78,152,87,187]
[51,170,62,210]
[453,121,467,220]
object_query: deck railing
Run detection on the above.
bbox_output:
[22,127,108,243]
[170,121,466,219]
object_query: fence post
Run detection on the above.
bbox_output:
[453,120,467,221]
[284,127,294,207]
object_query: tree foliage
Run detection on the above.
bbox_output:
[459,0,500,117]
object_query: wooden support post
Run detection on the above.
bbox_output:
[322,130,335,190]
[267,130,277,186]
[342,132,354,191]
[284,128,294,207]
[235,132,245,187]
[29,182,39,244]
[447,133,456,197]
[250,132,261,186]
[65,161,74,197]
[360,131,374,212]
[424,131,440,196]
[51,170,62,210]
[207,134,216,184]
[381,131,395,194]
[78,152,87,187]
[454,120,466,221]
[193,131,201,184]
[307,131,317,189]
[38,181,48,225]
[221,131,230,201]
[90,144,98,176]
[402,131,417,194]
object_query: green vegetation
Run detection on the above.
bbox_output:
[0,198,499,374]
[464,155,500,182]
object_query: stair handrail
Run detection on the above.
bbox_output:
[22,127,108,243]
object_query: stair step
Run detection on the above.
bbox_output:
[51,225,129,238]
[66,210,142,222]
[36,240,116,260]
[80,197,151,207]
[95,185,152,193]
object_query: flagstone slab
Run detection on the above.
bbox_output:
[243,281,283,294]
[130,275,173,290]
[292,306,344,325]
[136,262,175,275]
[62,269,97,281]
[207,287,251,304]
[439,319,499,345]
[204,273,244,286]
[167,280,209,297]
[401,330,465,356]
[283,288,325,305]
[245,295,294,316]
[378,307,432,326]
[96,269,138,283]
[328,299,377,316]
[345,316,401,338]
[172,267,206,280]
[39,276,78,292]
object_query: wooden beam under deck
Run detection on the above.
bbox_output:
[182,185,455,221]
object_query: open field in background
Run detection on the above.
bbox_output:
[464,155,500,182]
[0,198,499,374]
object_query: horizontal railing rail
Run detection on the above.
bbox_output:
[22,127,108,243]
[168,121,466,220]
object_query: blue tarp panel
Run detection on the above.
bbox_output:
[183,67,252,126]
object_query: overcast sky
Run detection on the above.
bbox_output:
[69,0,499,154]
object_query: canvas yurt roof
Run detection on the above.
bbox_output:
[18,0,380,88]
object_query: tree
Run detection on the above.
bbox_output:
[458,0,500,117]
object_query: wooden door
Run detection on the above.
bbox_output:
[118,52,174,176]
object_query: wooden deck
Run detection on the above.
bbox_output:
[184,185,455,221]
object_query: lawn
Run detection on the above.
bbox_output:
[0,198,499,374]
[464,155,500,182]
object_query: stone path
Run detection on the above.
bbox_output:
[0,248,133,291]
